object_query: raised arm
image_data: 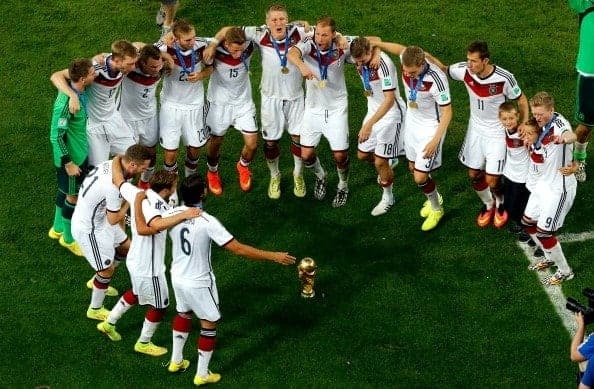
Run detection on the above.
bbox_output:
[50,68,80,114]
[224,239,296,265]
[287,46,316,80]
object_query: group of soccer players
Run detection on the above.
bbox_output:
[48,2,585,386]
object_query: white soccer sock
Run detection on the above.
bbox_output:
[171,330,189,363]
[90,287,107,309]
[493,192,504,208]
[476,187,493,208]
[107,296,133,325]
[267,156,280,177]
[547,242,572,274]
[197,349,214,377]
[427,190,441,211]
[337,167,349,190]
[293,155,303,176]
[382,183,394,202]
[311,157,325,180]
[575,141,588,155]
[138,319,161,343]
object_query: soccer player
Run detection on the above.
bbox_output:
[157,19,212,185]
[120,44,169,189]
[372,41,451,231]
[97,171,200,357]
[72,144,152,321]
[434,41,529,228]
[523,92,577,286]
[164,173,296,385]
[206,5,311,199]
[203,27,258,195]
[568,0,594,182]
[287,17,355,207]
[498,102,530,233]
[350,37,406,216]
[49,58,95,257]
[50,40,139,167]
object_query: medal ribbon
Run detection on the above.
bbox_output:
[174,43,196,74]
[270,30,290,69]
[408,62,430,103]
[534,113,558,149]
[362,66,371,92]
[315,41,334,81]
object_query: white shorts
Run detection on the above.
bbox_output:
[130,272,170,309]
[403,115,444,172]
[173,281,221,322]
[159,103,209,149]
[205,101,258,137]
[125,116,159,147]
[260,95,304,141]
[523,183,576,232]
[301,106,349,151]
[74,224,128,272]
[458,123,506,174]
[358,113,402,159]
[87,113,136,166]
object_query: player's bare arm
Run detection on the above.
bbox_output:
[50,68,80,114]
[64,161,82,177]
[368,43,382,70]
[133,191,160,235]
[424,104,452,158]
[358,89,395,143]
[516,94,530,134]
[291,20,311,32]
[287,46,315,80]
[146,207,201,234]
[224,239,296,265]
[424,52,447,74]
[107,201,130,226]
[370,41,407,57]
[203,26,233,62]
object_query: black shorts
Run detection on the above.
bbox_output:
[56,159,89,195]
[576,73,594,127]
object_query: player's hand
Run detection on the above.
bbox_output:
[272,252,296,265]
[576,312,585,328]
[184,207,201,219]
[68,95,81,114]
[161,31,175,48]
[422,138,439,158]
[552,135,565,144]
[334,34,348,50]
[358,122,372,143]
[368,51,381,70]
[560,161,578,176]
[186,71,200,82]
[203,45,216,63]
[92,53,108,66]
[111,155,125,187]
[65,162,81,176]
[299,65,316,80]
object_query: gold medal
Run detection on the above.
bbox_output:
[409,101,418,108]
[281,66,289,74]
[318,80,327,88]
[364,90,372,97]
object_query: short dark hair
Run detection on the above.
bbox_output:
[124,144,152,164]
[68,58,93,82]
[224,27,246,45]
[180,174,206,205]
[316,16,336,32]
[467,40,490,60]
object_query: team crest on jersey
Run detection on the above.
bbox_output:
[58,118,68,127]
[155,200,164,210]
[489,84,498,96]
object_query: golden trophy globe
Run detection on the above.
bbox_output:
[298,257,317,298]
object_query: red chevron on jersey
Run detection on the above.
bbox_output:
[401,73,433,92]
[505,135,524,148]
[127,70,160,86]
[94,73,122,87]
[215,41,255,66]
[356,67,380,81]
[167,46,205,68]
[530,150,544,163]
[463,71,504,97]
[306,44,344,66]
[259,27,301,50]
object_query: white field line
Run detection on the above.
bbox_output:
[518,232,594,335]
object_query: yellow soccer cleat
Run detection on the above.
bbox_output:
[59,236,84,257]
[97,321,121,341]
[86,306,110,321]
[134,341,167,357]
[293,174,306,198]
[48,227,62,240]
[421,208,444,232]
[167,359,190,373]
[420,193,443,218]
[194,371,221,386]
[268,173,281,199]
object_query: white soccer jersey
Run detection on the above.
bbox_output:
[355,52,406,122]
[296,37,353,112]
[158,39,209,108]
[503,128,529,183]
[120,67,161,121]
[72,160,122,232]
[400,58,451,124]
[449,63,522,138]
[529,113,576,190]
[86,55,124,122]
[121,186,171,277]
[244,24,307,99]
[206,40,256,105]
[169,207,233,288]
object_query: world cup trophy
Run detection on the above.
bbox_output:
[298,257,317,298]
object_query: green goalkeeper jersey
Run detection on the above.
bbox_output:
[49,90,88,167]
[569,0,594,74]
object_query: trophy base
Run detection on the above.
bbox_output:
[301,290,315,298]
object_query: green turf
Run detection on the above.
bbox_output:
[0,0,591,387]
